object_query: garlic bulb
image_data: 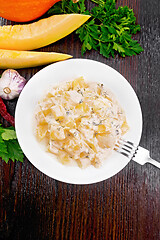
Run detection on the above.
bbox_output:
[0,69,27,100]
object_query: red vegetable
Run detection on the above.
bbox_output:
[0,97,15,127]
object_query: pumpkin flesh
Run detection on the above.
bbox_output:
[0,14,90,51]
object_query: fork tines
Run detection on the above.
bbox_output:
[114,139,138,159]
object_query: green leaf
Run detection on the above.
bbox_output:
[79,0,86,13]
[113,42,125,53]
[130,41,144,54]
[0,141,7,153]
[76,25,87,41]
[47,0,143,58]
[2,129,17,141]
[99,42,111,58]
[5,140,23,163]
[48,0,87,15]
[0,125,24,163]
[0,125,5,135]
[0,151,10,163]
[107,26,117,34]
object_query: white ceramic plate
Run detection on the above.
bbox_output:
[15,59,142,184]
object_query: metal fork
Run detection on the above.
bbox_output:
[115,139,160,168]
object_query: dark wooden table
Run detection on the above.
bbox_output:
[0,0,160,239]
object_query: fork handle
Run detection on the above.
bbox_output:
[147,157,160,169]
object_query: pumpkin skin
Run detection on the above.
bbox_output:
[0,0,61,22]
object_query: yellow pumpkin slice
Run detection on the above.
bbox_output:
[0,14,90,51]
[0,49,72,69]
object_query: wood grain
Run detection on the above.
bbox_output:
[0,0,160,239]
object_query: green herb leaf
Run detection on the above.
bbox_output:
[0,125,24,163]
[0,151,10,163]
[5,140,24,163]
[113,42,125,53]
[0,141,8,153]
[2,129,17,141]
[48,0,143,58]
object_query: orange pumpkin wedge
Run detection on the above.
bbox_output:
[0,49,72,69]
[0,14,90,51]
[0,0,61,22]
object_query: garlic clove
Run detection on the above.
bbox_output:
[0,69,27,100]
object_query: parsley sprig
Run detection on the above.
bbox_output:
[48,0,143,58]
[0,125,24,163]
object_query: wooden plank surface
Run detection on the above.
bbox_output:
[0,0,160,239]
